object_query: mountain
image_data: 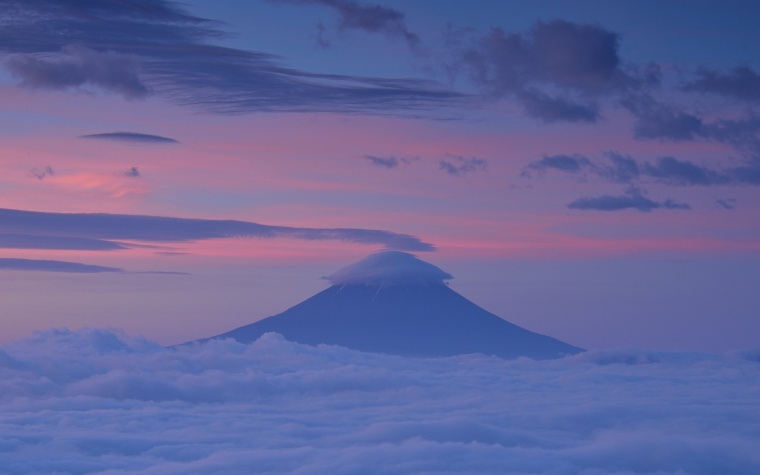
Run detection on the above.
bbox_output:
[197,251,583,359]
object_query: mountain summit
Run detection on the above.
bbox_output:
[199,251,582,359]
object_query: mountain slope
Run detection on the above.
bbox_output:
[204,282,582,360]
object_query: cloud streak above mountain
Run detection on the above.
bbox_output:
[0,208,434,252]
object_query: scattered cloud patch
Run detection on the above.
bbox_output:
[567,187,691,212]
[455,20,654,123]
[80,132,178,144]
[641,156,726,186]
[363,155,416,169]
[524,154,592,174]
[0,329,758,474]
[683,66,760,102]
[0,258,122,273]
[518,89,599,123]
[6,45,148,99]
[268,0,420,48]
[439,155,487,176]
[27,166,54,180]
[0,208,435,252]
[623,95,705,141]
[716,198,737,210]
[525,152,760,187]
[123,166,141,177]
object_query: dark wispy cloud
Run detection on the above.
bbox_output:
[28,166,55,180]
[456,20,656,123]
[525,152,760,187]
[620,93,760,162]
[622,94,704,142]
[0,0,457,114]
[517,89,599,123]
[641,156,726,186]
[80,132,178,144]
[0,233,127,251]
[524,154,592,174]
[7,45,148,99]
[0,208,435,252]
[439,156,487,176]
[716,198,737,210]
[0,258,122,273]
[683,66,760,102]
[363,155,416,169]
[123,167,141,178]
[267,0,419,48]
[567,188,691,213]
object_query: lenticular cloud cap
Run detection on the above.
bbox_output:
[325,250,453,286]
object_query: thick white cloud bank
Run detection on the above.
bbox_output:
[1,329,759,474]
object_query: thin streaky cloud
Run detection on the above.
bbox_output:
[0,258,122,273]
[80,132,178,144]
[0,0,459,115]
[0,208,435,252]
[0,233,127,251]
[567,188,691,213]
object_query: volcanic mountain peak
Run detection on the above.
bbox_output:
[195,251,582,359]
[325,250,452,286]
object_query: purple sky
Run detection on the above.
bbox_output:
[1,0,759,351]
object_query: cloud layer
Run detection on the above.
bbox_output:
[1,328,758,474]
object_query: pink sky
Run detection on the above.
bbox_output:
[1,0,759,351]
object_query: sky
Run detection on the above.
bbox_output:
[1,0,760,351]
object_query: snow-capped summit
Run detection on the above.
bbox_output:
[196,252,583,359]
[325,250,453,286]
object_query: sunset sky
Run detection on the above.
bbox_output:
[1,0,759,351]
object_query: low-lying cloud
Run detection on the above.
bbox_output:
[0,328,758,474]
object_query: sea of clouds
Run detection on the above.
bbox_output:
[1,328,759,474]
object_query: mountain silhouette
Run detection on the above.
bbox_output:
[196,251,583,359]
